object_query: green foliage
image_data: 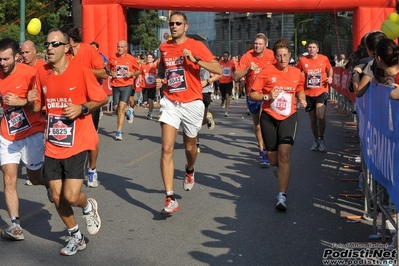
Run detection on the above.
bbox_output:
[293,13,352,54]
[0,0,72,50]
[127,9,165,53]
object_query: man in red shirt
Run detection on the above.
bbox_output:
[233,33,275,166]
[108,40,140,140]
[156,11,222,215]
[296,40,333,152]
[20,40,46,70]
[29,28,108,255]
[219,51,236,117]
[0,38,48,241]
[61,24,109,188]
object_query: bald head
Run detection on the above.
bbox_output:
[117,40,128,56]
[20,40,37,66]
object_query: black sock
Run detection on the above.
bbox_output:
[166,195,175,201]
[186,166,194,174]
[319,136,324,140]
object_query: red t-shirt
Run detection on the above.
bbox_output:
[237,49,276,95]
[108,53,140,87]
[159,38,214,103]
[31,59,46,70]
[219,59,235,84]
[296,54,332,97]
[0,63,46,141]
[141,63,157,89]
[67,43,105,70]
[252,64,304,120]
[35,61,107,159]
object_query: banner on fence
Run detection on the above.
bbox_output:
[357,83,399,207]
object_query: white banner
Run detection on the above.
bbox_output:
[159,28,171,42]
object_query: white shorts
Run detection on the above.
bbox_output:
[0,132,44,170]
[159,96,205,138]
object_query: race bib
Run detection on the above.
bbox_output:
[4,106,31,135]
[47,114,75,147]
[271,92,292,117]
[166,67,187,93]
[116,65,129,78]
[145,73,155,85]
[307,73,321,88]
[222,67,232,76]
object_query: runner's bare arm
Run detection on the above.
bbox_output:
[92,68,108,79]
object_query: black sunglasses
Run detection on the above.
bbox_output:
[44,41,68,48]
[169,21,183,27]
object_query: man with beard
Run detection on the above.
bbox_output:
[0,38,48,241]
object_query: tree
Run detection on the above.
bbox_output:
[127,9,164,54]
[0,0,72,50]
[293,13,353,56]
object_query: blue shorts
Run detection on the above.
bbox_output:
[246,96,262,115]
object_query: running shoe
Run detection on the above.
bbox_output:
[25,179,33,186]
[46,186,54,203]
[276,194,287,211]
[83,198,101,235]
[126,107,134,124]
[207,112,215,130]
[260,150,270,166]
[221,103,225,109]
[196,142,201,153]
[60,235,86,256]
[87,169,99,188]
[224,111,229,117]
[1,223,24,241]
[160,197,180,215]
[115,131,123,141]
[183,165,195,191]
[310,140,319,151]
[146,112,152,120]
[318,139,327,152]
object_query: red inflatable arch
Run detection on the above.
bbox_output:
[82,0,396,58]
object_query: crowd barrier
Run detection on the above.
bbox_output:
[331,67,399,251]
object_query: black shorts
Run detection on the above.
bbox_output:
[43,151,88,180]
[202,92,212,108]
[91,108,100,131]
[219,82,233,96]
[142,87,156,102]
[305,92,329,112]
[260,112,298,151]
[112,85,132,105]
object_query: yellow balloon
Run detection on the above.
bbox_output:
[388,12,399,25]
[381,19,399,40]
[27,18,41,35]
[167,35,173,41]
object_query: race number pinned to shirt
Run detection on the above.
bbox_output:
[145,73,155,85]
[116,65,129,78]
[307,73,321,88]
[222,66,232,77]
[166,67,187,93]
[4,106,31,135]
[47,114,76,147]
[271,91,292,117]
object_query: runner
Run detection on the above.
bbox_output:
[219,51,235,117]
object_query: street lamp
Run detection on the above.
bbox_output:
[294,18,313,60]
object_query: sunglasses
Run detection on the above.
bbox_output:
[169,21,183,27]
[44,41,68,48]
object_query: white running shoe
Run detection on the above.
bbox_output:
[60,235,86,256]
[275,194,287,211]
[87,170,99,188]
[83,198,101,235]
[1,223,24,241]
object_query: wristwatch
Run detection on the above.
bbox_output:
[194,57,201,64]
[81,104,89,115]
[206,79,211,86]
[263,94,269,101]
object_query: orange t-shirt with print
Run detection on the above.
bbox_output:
[252,64,304,121]
[31,59,46,70]
[296,54,332,97]
[219,59,235,84]
[141,63,157,89]
[0,63,46,141]
[35,61,107,159]
[237,48,276,96]
[160,38,215,103]
[108,53,140,88]
[67,42,105,70]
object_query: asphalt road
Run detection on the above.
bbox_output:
[0,97,378,266]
